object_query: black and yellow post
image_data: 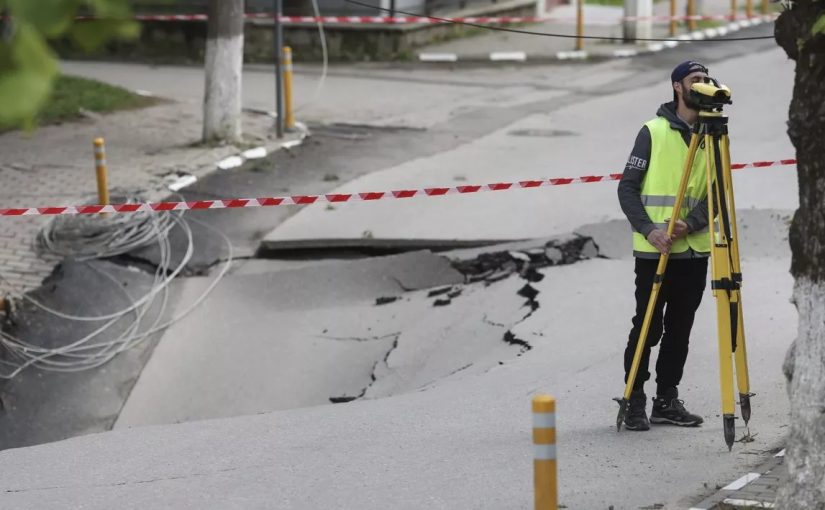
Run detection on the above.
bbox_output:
[615,79,753,451]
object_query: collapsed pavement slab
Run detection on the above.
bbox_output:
[0,248,795,509]
[0,259,178,450]
[116,236,600,427]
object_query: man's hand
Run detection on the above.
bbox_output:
[672,220,690,240]
[647,229,672,254]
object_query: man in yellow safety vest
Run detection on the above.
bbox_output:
[616,61,712,431]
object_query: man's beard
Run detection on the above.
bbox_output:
[682,81,701,110]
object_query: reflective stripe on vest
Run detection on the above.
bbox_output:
[632,116,712,255]
[640,194,703,210]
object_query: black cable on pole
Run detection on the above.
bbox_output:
[274,0,285,138]
[344,0,776,42]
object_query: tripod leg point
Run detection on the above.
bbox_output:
[723,415,736,451]
[739,393,753,426]
[614,398,628,432]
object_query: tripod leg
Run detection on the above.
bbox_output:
[707,133,737,450]
[615,265,667,431]
[720,135,752,424]
[615,134,702,431]
[713,248,737,450]
[735,300,751,424]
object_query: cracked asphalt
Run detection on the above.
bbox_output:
[0,21,801,509]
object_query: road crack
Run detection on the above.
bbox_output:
[329,333,400,403]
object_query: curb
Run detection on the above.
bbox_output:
[416,15,774,63]
[166,121,310,192]
[127,90,310,194]
[689,448,785,509]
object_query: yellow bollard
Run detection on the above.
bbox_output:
[746,0,753,18]
[283,46,295,130]
[533,395,557,510]
[669,0,677,37]
[730,0,737,21]
[575,0,583,51]
[760,0,768,15]
[93,138,110,207]
[687,0,696,32]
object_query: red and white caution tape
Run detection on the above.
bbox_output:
[74,13,778,24]
[132,14,541,23]
[0,159,796,217]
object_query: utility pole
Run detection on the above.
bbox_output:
[203,0,245,144]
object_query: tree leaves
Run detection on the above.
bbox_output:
[84,0,132,19]
[813,14,825,37]
[12,23,59,76]
[0,69,54,124]
[0,0,139,129]
[69,19,138,52]
[7,0,80,38]
[0,23,58,126]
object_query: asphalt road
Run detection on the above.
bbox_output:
[0,22,799,509]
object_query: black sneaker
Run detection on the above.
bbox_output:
[651,389,704,427]
[624,389,650,431]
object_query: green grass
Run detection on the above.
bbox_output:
[584,0,625,6]
[738,1,783,14]
[1,75,157,132]
[39,75,156,124]
[695,19,724,29]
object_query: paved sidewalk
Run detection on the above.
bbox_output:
[0,97,297,297]
[691,447,786,509]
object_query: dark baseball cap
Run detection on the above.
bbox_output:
[671,61,709,83]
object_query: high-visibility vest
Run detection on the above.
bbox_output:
[632,116,711,255]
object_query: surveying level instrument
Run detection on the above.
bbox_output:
[614,77,754,450]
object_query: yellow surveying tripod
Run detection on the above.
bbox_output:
[614,78,753,450]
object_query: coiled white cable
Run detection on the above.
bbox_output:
[0,206,233,378]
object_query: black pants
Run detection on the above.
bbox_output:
[624,257,708,395]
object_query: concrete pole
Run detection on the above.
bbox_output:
[535,0,547,18]
[203,0,244,144]
[623,0,652,43]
